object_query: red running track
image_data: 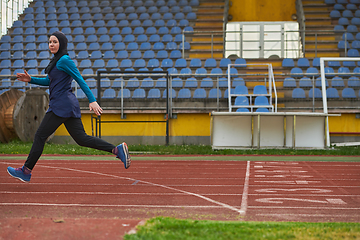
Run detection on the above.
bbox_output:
[0,157,360,238]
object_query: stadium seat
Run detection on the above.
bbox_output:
[193,88,207,99]
[219,58,232,68]
[178,88,191,99]
[297,58,310,68]
[102,89,116,99]
[234,96,249,106]
[184,77,197,88]
[292,88,306,99]
[200,78,213,88]
[127,77,140,88]
[348,77,360,87]
[189,58,202,68]
[342,87,357,98]
[234,85,248,94]
[147,88,161,99]
[283,77,297,88]
[175,58,187,68]
[132,89,145,99]
[331,77,345,87]
[290,67,303,78]
[253,85,268,95]
[208,88,222,99]
[299,77,312,88]
[172,78,183,88]
[326,88,340,98]
[117,88,131,99]
[204,58,217,68]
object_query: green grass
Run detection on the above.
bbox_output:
[0,140,359,156]
[125,217,360,240]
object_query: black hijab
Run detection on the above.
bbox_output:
[45,31,69,74]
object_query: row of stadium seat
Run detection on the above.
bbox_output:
[283,77,360,88]
[29,0,200,9]
[292,87,359,98]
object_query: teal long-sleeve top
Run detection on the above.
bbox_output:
[30,55,96,118]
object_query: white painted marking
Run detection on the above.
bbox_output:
[255,170,307,173]
[254,166,263,168]
[296,180,321,184]
[32,164,244,214]
[326,198,347,204]
[254,180,296,184]
[255,175,266,178]
[0,203,230,208]
[239,161,250,216]
[256,198,329,204]
[249,206,360,210]
[259,175,313,178]
[255,188,333,193]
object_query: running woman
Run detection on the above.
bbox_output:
[7,31,130,183]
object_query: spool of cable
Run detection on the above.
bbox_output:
[0,89,49,143]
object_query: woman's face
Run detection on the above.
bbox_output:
[49,35,60,54]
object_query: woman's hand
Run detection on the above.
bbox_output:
[16,70,31,82]
[89,101,103,116]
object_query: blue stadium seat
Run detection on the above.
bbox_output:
[130,50,142,59]
[93,59,105,69]
[184,77,197,88]
[234,96,249,106]
[168,67,178,75]
[306,67,319,77]
[348,48,360,57]
[133,88,146,99]
[120,59,132,68]
[219,58,232,68]
[195,68,207,75]
[256,108,269,112]
[200,78,213,88]
[283,77,297,88]
[161,58,173,68]
[156,50,168,59]
[156,77,167,88]
[102,89,116,99]
[147,88,161,99]
[299,77,312,88]
[330,10,341,18]
[172,77,183,88]
[133,59,146,68]
[208,88,222,99]
[162,88,176,99]
[170,50,182,59]
[292,88,306,99]
[127,77,140,88]
[117,89,131,99]
[326,88,340,98]
[297,58,310,68]
[153,42,165,50]
[290,67,303,78]
[178,88,191,99]
[348,76,360,87]
[342,87,357,98]
[331,77,345,87]
[193,88,207,99]
[175,58,187,68]
[253,85,267,95]
[143,50,155,59]
[180,67,191,75]
[106,59,119,69]
[282,58,295,68]
[141,77,154,88]
[204,58,217,68]
[232,78,245,87]
[308,88,322,98]
[234,85,248,94]
[189,58,202,68]
[147,58,160,68]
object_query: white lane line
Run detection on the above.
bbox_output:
[249,206,360,210]
[0,203,233,208]
[30,163,244,214]
[239,161,250,216]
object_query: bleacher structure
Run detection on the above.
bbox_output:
[0,0,359,122]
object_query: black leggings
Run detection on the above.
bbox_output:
[24,111,115,170]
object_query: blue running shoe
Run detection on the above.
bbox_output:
[116,142,131,169]
[7,166,31,183]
